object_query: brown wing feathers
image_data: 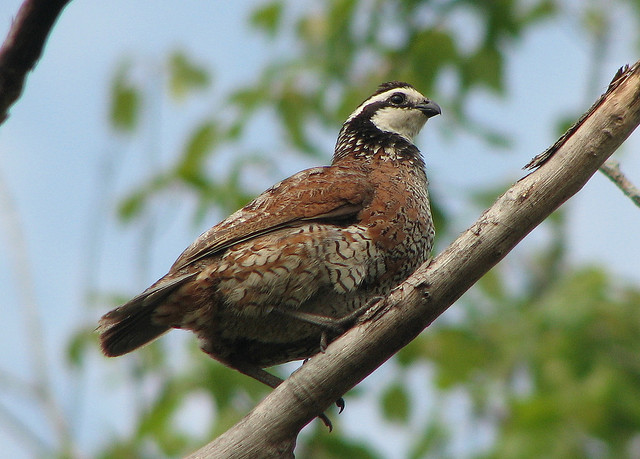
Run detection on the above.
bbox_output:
[98,166,372,356]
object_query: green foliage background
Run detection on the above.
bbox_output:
[62,1,640,457]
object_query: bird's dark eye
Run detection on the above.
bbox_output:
[389,93,405,105]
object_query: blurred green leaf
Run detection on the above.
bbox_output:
[110,63,141,132]
[476,268,506,301]
[274,88,323,155]
[469,182,510,209]
[428,328,496,389]
[229,86,265,113]
[396,336,426,367]
[462,45,504,93]
[117,175,170,222]
[408,420,449,459]
[407,29,458,89]
[521,0,557,24]
[169,51,211,100]
[118,189,146,221]
[298,428,382,459]
[582,6,609,37]
[175,120,218,182]
[137,383,179,437]
[555,113,581,137]
[66,329,96,368]
[250,1,283,37]
[381,382,410,423]
[97,441,142,459]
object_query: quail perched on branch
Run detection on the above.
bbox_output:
[99,81,441,417]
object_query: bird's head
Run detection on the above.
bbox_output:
[335,82,440,160]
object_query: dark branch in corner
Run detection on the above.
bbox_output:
[0,0,71,124]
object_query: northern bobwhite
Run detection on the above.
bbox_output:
[99,81,440,395]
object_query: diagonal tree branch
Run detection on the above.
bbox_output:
[0,0,71,124]
[188,61,640,458]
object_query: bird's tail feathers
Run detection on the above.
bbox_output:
[98,273,196,357]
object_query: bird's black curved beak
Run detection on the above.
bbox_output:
[417,100,442,118]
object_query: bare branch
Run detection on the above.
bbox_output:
[599,159,640,208]
[187,61,640,458]
[0,0,71,124]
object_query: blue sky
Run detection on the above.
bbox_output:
[1,1,639,457]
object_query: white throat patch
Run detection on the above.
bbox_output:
[370,106,428,142]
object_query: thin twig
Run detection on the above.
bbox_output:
[599,159,640,208]
[0,0,71,124]
[0,399,51,455]
[0,368,38,401]
[0,166,74,455]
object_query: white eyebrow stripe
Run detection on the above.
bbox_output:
[345,87,425,123]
